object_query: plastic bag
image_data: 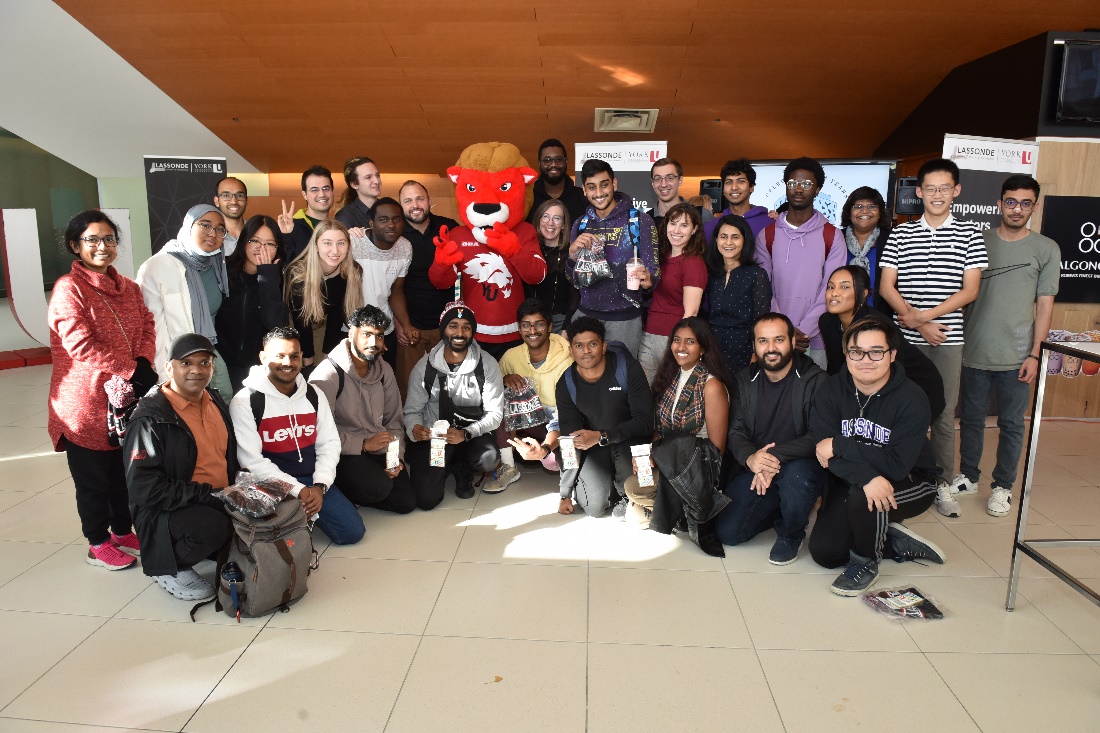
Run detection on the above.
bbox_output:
[213,472,296,518]
[862,585,946,620]
[504,377,551,432]
[572,236,612,288]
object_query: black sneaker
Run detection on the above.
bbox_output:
[887,523,946,564]
[768,535,802,566]
[830,552,879,597]
[453,461,475,500]
[611,496,629,521]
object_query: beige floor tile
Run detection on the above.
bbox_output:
[265,556,450,634]
[1017,576,1100,654]
[0,402,54,425]
[116,581,271,628]
[587,644,784,732]
[588,567,750,648]
[0,544,150,616]
[721,529,835,575]
[0,451,71,493]
[184,627,419,733]
[386,635,586,733]
[0,490,35,512]
[425,562,587,642]
[587,518,729,571]
[1030,484,1100,526]
[758,649,979,732]
[0,490,83,543]
[728,572,919,651]
[0,427,59,457]
[456,506,589,566]
[898,575,1083,654]
[0,720,162,732]
[472,465,560,512]
[3,617,260,730]
[323,505,469,561]
[0,610,107,709]
[927,652,1100,732]
[3,410,50,429]
[0,540,66,587]
[878,521,998,578]
[949,520,1100,579]
[1030,455,1094,486]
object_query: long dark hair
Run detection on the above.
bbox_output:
[828,264,871,316]
[705,214,757,274]
[657,203,706,263]
[651,317,736,401]
[63,210,119,257]
[841,186,889,232]
[226,215,287,280]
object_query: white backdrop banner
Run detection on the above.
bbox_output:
[574,141,668,213]
[750,162,895,226]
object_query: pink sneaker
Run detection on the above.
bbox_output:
[87,541,136,570]
[111,532,141,557]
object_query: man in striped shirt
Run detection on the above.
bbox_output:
[879,158,988,518]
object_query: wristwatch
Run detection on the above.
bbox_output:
[463,429,474,442]
[539,442,553,458]
[313,483,329,495]
[598,431,609,447]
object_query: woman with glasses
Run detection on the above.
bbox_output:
[283,219,364,368]
[49,211,159,570]
[529,199,577,333]
[840,187,891,315]
[819,265,945,418]
[704,214,771,374]
[215,215,291,393]
[136,204,234,398]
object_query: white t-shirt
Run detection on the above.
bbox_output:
[351,234,412,334]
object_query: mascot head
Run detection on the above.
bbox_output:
[448,142,537,245]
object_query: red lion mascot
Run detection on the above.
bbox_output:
[429,142,547,356]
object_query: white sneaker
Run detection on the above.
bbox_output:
[935,483,961,518]
[481,465,521,494]
[987,485,1012,517]
[155,568,215,602]
[949,473,979,496]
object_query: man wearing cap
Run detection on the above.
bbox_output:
[404,302,505,505]
[123,334,236,602]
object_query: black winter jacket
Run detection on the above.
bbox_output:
[123,387,238,577]
[215,264,289,368]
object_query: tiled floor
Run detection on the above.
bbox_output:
[1,363,1099,731]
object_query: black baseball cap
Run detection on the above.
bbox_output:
[169,333,216,361]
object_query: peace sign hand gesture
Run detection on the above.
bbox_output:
[277,200,297,235]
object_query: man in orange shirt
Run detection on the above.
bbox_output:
[124,334,236,602]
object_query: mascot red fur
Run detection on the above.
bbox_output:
[429,142,547,353]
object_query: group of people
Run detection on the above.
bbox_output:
[46,140,1060,601]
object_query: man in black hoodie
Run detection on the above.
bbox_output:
[808,317,946,596]
[715,313,826,565]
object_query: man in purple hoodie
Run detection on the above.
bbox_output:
[756,157,847,370]
[703,158,774,242]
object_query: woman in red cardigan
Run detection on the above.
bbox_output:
[48,211,159,570]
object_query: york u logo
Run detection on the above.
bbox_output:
[263,424,316,442]
[1021,150,1033,165]
[1080,222,1099,254]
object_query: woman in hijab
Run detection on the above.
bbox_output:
[136,204,234,398]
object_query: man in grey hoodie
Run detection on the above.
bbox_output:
[404,302,505,504]
[310,305,417,513]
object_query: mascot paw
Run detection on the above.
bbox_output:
[434,243,464,267]
[484,223,521,258]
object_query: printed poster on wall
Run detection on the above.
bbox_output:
[749,161,895,226]
[941,135,1039,231]
[144,155,226,254]
[574,141,668,215]
[1040,195,1100,304]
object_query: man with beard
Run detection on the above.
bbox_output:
[526,138,587,225]
[310,306,416,513]
[230,326,365,545]
[213,177,247,256]
[277,165,336,261]
[404,302,505,505]
[351,197,413,372]
[756,157,848,370]
[714,313,826,565]
[395,180,459,398]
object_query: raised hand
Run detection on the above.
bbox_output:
[277,200,297,234]
[484,222,521,258]
[432,225,463,266]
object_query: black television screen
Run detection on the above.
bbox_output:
[1058,41,1100,122]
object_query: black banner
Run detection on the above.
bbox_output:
[1040,195,1100,304]
[144,156,226,254]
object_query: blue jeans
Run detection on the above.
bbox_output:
[296,474,365,546]
[714,458,824,546]
[959,366,1031,489]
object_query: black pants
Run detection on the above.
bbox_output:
[383,330,398,372]
[65,440,131,546]
[167,504,232,570]
[335,452,416,514]
[560,443,633,518]
[809,474,938,567]
[406,434,499,510]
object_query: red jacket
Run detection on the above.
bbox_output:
[428,222,546,344]
[48,262,157,451]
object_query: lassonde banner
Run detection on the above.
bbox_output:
[144,155,226,254]
[941,134,1038,231]
[574,141,668,215]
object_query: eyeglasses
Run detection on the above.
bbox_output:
[540,214,564,225]
[921,185,955,195]
[194,221,228,237]
[540,156,566,165]
[846,349,891,361]
[851,203,879,212]
[785,180,815,191]
[217,192,247,201]
[1002,199,1035,211]
[652,174,681,184]
[306,186,333,195]
[78,235,118,248]
[519,321,549,332]
[247,238,278,248]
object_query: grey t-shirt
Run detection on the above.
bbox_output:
[963,230,1060,371]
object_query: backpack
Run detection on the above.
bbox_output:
[763,221,837,258]
[249,383,320,426]
[563,340,631,404]
[217,498,315,619]
[423,357,487,429]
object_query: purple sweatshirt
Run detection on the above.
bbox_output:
[755,210,846,349]
[703,204,772,243]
